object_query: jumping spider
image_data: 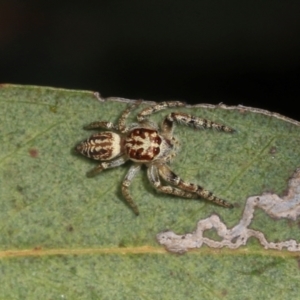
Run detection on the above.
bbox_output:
[76,101,234,215]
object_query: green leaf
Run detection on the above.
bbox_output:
[1,84,300,299]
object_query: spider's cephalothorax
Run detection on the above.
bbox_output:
[76,101,235,215]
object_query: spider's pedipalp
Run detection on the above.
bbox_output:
[158,164,233,208]
[122,164,141,215]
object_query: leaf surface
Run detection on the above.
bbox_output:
[1,84,300,299]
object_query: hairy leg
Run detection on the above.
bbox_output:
[122,164,142,215]
[164,112,235,132]
[118,100,142,133]
[137,101,186,122]
[84,121,118,131]
[147,165,198,199]
[86,155,127,177]
[157,164,233,208]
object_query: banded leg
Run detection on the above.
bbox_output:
[118,100,143,133]
[84,121,118,131]
[86,156,127,177]
[164,112,235,133]
[158,164,233,208]
[137,101,186,122]
[147,165,199,199]
[122,164,141,215]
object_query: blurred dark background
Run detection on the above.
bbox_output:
[1,1,300,119]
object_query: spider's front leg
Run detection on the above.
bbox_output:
[163,112,235,133]
[157,164,233,208]
[118,100,143,133]
[147,165,199,200]
[137,101,186,123]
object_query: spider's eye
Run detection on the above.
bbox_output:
[154,136,161,144]
[153,147,160,155]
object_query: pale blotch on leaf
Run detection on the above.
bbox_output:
[157,168,300,254]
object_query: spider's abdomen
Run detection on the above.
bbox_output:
[125,128,162,162]
[76,132,121,161]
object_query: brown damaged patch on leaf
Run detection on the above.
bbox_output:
[157,168,300,253]
[29,148,39,158]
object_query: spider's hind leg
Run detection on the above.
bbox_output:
[84,121,118,131]
[157,164,233,208]
[86,156,127,177]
